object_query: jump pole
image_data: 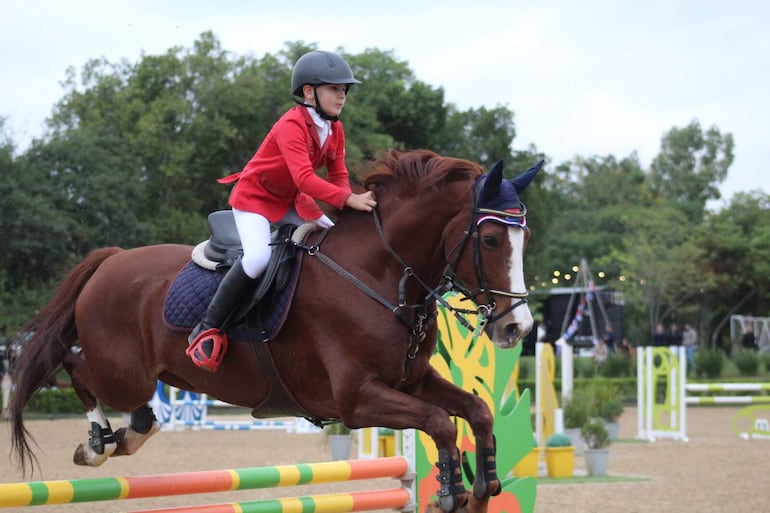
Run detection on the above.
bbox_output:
[120,488,411,513]
[0,457,412,509]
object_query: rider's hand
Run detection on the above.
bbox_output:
[345,191,377,212]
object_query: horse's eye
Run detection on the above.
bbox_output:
[482,235,499,249]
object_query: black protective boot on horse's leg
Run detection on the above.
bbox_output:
[186,259,256,372]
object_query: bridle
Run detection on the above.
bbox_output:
[441,186,530,334]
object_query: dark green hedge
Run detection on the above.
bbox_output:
[26,388,84,414]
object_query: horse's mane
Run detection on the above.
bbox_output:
[363,149,484,196]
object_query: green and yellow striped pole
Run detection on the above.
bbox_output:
[0,457,409,508]
[122,488,411,513]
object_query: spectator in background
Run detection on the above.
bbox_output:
[682,323,698,372]
[602,325,616,353]
[666,323,683,346]
[741,324,758,351]
[594,337,608,368]
[621,338,636,362]
[652,324,666,346]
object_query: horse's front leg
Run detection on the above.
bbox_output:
[335,379,469,513]
[408,368,501,512]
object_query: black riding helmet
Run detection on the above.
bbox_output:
[291,51,361,121]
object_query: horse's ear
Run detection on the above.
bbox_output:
[479,160,504,203]
[511,159,544,193]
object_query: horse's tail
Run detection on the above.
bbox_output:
[10,247,123,475]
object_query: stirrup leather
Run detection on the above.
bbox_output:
[186,328,229,372]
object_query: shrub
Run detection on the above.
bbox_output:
[581,419,610,450]
[599,353,633,377]
[575,357,595,378]
[733,350,760,376]
[562,389,591,429]
[546,432,572,447]
[590,382,624,423]
[762,353,770,373]
[694,349,724,379]
[324,422,351,435]
[27,388,83,414]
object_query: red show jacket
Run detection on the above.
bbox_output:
[218,106,352,222]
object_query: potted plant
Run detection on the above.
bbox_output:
[513,436,541,478]
[544,432,574,478]
[562,389,590,454]
[325,422,353,461]
[581,418,610,476]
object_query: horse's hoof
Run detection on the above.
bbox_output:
[439,495,456,513]
[73,444,87,466]
[472,478,500,498]
[73,443,108,467]
[73,441,116,466]
[437,492,468,513]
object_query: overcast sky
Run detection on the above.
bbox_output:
[1,0,767,204]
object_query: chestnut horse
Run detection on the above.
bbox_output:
[10,150,540,513]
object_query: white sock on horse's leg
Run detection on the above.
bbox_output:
[73,407,117,466]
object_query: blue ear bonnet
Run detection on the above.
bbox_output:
[476,159,543,226]
[479,177,522,212]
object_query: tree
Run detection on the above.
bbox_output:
[344,49,448,175]
[649,120,734,224]
[702,191,770,346]
[438,105,517,169]
[613,204,714,338]
[536,153,651,279]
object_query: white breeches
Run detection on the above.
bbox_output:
[232,208,307,279]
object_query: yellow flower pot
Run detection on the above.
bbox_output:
[545,446,575,478]
[514,447,541,478]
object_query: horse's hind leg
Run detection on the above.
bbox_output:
[73,405,118,466]
[63,351,117,466]
[112,404,160,457]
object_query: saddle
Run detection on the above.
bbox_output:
[164,210,336,422]
[164,210,303,343]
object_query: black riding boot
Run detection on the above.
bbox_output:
[187,259,256,362]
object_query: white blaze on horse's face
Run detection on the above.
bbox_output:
[489,226,533,349]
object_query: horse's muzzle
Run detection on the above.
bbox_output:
[485,319,532,349]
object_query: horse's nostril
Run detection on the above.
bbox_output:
[504,323,520,341]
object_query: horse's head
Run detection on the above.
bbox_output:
[445,159,543,349]
[363,150,541,349]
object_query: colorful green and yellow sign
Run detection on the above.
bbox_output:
[415,293,536,513]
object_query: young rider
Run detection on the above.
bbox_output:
[187,50,377,372]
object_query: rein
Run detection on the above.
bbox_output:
[295,179,530,378]
[296,216,443,368]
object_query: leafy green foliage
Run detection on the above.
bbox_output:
[27,388,84,414]
[324,422,352,435]
[545,432,572,447]
[650,120,734,224]
[581,418,610,450]
[694,349,725,379]
[589,382,624,422]
[561,389,591,429]
[598,352,634,378]
[732,350,760,377]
